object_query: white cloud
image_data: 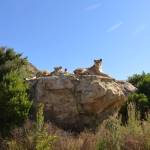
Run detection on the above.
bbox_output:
[85,3,102,11]
[133,24,148,36]
[106,22,123,32]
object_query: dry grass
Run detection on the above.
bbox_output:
[54,131,96,150]
[1,106,150,150]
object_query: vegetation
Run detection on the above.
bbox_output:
[119,72,150,123]
[96,106,150,150]
[0,47,32,135]
[0,104,150,150]
[128,72,150,100]
[3,103,57,150]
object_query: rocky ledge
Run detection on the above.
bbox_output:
[28,74,136,131]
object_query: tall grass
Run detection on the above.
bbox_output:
[96,105,150,150]
[5,103,57,150]
[1,104,150,150]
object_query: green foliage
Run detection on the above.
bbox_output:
[128,72,146,88]
[0,47,28,77]
[34,103,57,150]
[128,72,150,99]
[120,72,150,122]
[0,47,32,135]
[36,103,44,131]
[6,103,57,150]
[119,93,149,123]
[128,93,149,119]
[138,75,150,99]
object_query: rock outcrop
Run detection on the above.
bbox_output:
[26,62,39,76]
[29,74,136,131]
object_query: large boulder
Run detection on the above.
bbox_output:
[29,75,136,131]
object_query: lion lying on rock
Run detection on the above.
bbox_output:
[36,70,51,78]
[35,66,67,77]
[74,59,102,75]
[51,66,67,76]
[74,59,111,78]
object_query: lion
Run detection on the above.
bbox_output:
[51,66,66,76]
[74,59,103,76]
[36,70,51,78]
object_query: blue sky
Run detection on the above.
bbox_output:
[0,0,150,79]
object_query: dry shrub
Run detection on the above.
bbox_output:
[54,131,96,150]
[96,105,150,150]
[2,104,150,150]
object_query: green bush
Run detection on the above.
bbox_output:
[128,72,150,100]
[34,103,57,150]
[119,93,149,123]
[138,75,150,99]
[0,47,32,135]
[120,72,150,123]
[128,72,146,88]
[7,103,57,150]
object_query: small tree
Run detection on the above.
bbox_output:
[128,72,150,99]
[7,103,57,150]
[119,72,150,124]
[138,75,150,99]
[128,72,146,88]
[0,47,32,135]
